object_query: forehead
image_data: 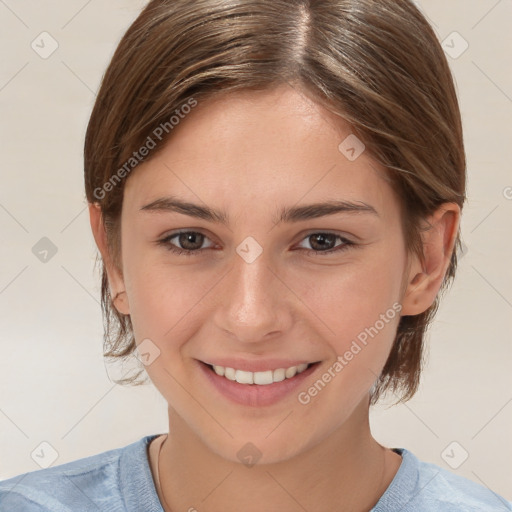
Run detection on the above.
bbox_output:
[123,84,397,221]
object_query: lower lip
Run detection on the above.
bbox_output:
[197,360,321,407]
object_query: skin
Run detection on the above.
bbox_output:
[89,83,460,511]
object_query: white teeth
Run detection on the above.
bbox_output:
[285,366,297,379]
[213,365,225,376]
[235,369,254,384]
[253,370,273,385]
[297,363,308,373]
[272,368,286,383]
[224,367,236,381]
[211,362,312,385]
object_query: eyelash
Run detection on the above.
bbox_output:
[157,230,356,257]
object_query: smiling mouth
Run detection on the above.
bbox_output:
[203,361,320,385]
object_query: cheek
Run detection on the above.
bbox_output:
[120,224,197,338]
[294,262,404,415]
[296,245,405,343]
[123,253,218,346]
[291,245,405,402]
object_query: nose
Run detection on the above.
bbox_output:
[212,248,293,344]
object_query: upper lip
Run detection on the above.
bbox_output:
[200,358,319,373]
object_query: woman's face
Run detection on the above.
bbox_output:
[115,84,413,463]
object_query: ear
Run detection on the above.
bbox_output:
[401,202,460,316]
[88,202,130,315]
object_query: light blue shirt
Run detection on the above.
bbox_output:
[1,434,511,511]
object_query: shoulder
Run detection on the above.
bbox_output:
[0,434,160,512]
[373,448,512,512]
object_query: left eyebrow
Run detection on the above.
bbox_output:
[278,200,379,223]
[139,196,379,225]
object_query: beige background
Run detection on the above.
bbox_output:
[0,0,511,503]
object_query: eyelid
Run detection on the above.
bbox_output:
[295,228,355,242]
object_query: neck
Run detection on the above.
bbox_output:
[153,399,402,512]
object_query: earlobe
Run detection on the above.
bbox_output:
[88,202,130,316]
[400,203,460,316]
[111,290,130,316]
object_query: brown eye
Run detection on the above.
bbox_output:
[177,232,205,251]
[158,230,214,256]
[308,233,337,251]
[296,232,355,257]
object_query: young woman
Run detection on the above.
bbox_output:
[1,0,510,510]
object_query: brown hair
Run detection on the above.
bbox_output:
[84,0,466,404]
